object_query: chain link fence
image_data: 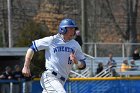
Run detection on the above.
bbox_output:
[83,43,140,57]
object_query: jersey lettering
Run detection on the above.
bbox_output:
[53,46,74,53]
[68,57,72,64]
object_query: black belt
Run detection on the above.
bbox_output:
[46,69,65,82]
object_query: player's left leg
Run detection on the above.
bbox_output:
[41,79,66,93]
[40,71,66,93]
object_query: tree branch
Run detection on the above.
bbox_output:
[105,0,127,39]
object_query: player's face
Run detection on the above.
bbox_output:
[64,27,75,41]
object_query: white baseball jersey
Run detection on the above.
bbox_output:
[32,34,86,79]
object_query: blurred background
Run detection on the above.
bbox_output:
[0,0,140,93]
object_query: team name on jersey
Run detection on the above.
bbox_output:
[53,46,74,53]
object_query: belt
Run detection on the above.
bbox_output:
[46,69,66,82]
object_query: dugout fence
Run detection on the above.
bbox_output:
[1,76,140,93]
[4,77,139,93]
[65,77,140,93]
[0,79,24,93]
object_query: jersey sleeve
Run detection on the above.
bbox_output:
[32,36,54,51]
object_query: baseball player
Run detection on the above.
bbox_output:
[22,18,86,93]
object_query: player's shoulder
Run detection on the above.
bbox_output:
[41,34,57,40]
[71,39,79,44]
[70,39,81,47]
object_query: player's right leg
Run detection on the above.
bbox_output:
[40,71,66,93]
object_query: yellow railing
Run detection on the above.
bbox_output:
[34,76,140,81]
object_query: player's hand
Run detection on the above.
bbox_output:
[22,66,31,77]
[70,53,78,64]
[8,76,12,79]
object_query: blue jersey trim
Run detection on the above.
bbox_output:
[30,45,36,52]
[79,58,86,70]
[32,41,38,52]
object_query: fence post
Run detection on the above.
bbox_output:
[122,43,125,58]
[10,82,13,93]
[94,43,97,57]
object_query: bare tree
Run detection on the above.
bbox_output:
[103,0,139,56]
[1,0,8,47]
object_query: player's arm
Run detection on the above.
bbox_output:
[22,48,34,77]
[70,53,86,70]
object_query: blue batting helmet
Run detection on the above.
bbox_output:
[58,18,78,34]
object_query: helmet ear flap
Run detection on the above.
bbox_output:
[60,27,67,34]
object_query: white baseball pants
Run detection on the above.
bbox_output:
[40,71,66,93]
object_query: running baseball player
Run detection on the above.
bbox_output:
[22,18,86,93]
